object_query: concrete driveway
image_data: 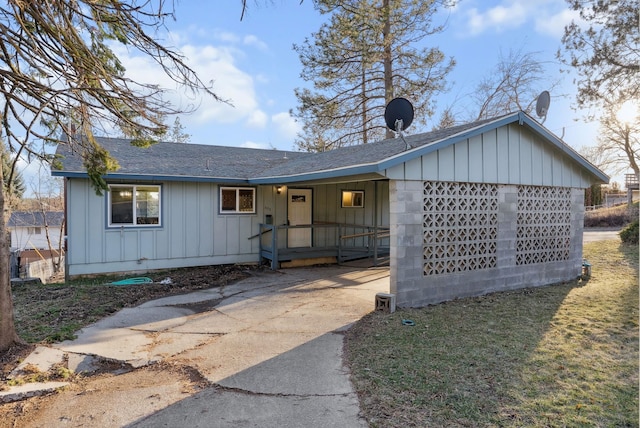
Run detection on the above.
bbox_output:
[18,265,390,427]
[583,228,622,243]
[4,229,624,425]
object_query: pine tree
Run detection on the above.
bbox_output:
[293,0,455,151]
[169,117,191,144]
[559,0,638,111]
[559,0,639,180]
[0,144,25,201]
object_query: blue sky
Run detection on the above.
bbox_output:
[24,0,626,190]
[148,1,599,153]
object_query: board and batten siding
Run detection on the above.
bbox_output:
[312,181,389,225]
[257,181,390,249]
[312,181,389,247]
[65,179,263,276]
[384,123,594,188]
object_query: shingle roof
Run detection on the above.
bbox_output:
[254,117,498,179]
[54,137,308,180]
[52,111,608,184]
[8,211,64,227]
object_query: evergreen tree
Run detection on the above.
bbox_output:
[168,117,191,144]
[293,0,455,151]
[559,0,638,111]
[0,144,25,201]
[433,107,456,131]
[559,0,639,180]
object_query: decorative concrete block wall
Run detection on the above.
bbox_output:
[390,180,584,307]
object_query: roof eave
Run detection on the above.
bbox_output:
[251,115,524,183]
[52,171,251,185]
[376,111,609,185]
[249,164,385,184]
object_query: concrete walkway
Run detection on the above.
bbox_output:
[3,265,389,427]
[583,227,622,243]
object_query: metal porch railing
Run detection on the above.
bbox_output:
[257,223,390,270]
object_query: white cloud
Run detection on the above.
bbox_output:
[215,30,240,44]
[243,34,268,51]
[457,0,572,37]
[102,26,295,149]
[115,41,259,126]
[182,44,258,123]
[466,3,527,36]
[246,110,268,128]
[535,8,581,38]
[272,112,300,139]
[241,141,270,149]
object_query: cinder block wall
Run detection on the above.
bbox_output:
[25,257,65,284]
[390,180,585,307]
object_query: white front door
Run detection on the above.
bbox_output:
[287,188,312,248]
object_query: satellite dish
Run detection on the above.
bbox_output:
[535,91,551,121]
[384,97,414,133]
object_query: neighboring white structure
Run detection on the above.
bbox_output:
[8,211,64,251]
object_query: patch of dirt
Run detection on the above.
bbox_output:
[1,363,213,427]
[0,343,36,387]
[0,264,264,426]
[1,264,263,385]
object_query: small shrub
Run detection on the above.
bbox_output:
[52,365,74,380]
[620,220,639,244]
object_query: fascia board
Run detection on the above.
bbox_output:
[52,171,250,185]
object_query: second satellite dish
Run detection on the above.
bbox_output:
[536,91,551,122]
[384,97,414,133]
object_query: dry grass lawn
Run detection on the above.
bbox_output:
[345,240,639,427]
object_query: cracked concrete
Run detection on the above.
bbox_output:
[130,332,368,428]
[5,265,389,427]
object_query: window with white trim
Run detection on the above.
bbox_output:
[108,184,161,226]
[220,187,256,213]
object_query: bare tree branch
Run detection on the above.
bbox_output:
[0,0,225,352]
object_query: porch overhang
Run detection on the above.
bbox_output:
[249,167,387,185]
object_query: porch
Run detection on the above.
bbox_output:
[257,223,390,270]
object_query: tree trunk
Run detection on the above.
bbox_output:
[382,0,394,139]
[361,65,368,145]
[54,216,66,274]
[622,126,639,180]
[0,160,20,352]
